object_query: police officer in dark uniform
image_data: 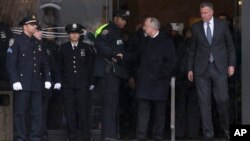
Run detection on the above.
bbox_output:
[57,23,93,141]
[93,9,129,141]
[33,25,61,141]
[0,21,13,82]
[6,15,51,141]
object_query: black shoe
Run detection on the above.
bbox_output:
[135,139,146,141]
[104,137,120,141]
[202,136,214,141]
[224,130,230,140]
[42,135,49,141]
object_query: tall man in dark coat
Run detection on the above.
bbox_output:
[57,23,93,141]
[187,2,235,141]
[136,17,176,141]
[6,15,51,141]
[93,9,129,141]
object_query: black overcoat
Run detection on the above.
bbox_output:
[136,31,176,101]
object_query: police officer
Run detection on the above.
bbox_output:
[93,9,129,141]
[57,23,93,141]
[6,15,51,141]
[33,25,61,141]
[0,21,13,81]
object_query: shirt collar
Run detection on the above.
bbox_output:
[204,17,214,26]
[152,31,159,38]
[71,42,78,47]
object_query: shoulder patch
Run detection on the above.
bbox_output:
[0,31,6,39]
[102,29,109,35]
[7,48,12,53]
[9,38,14,47]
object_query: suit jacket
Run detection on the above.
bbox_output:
[188,18,235,75]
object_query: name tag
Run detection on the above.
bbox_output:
[116,39,123,45]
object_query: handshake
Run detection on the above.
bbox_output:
[12,82,62,91]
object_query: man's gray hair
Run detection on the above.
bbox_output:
[148,17,160,30]
[200,1,214,10]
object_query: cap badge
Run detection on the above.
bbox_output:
[72,23,77,29]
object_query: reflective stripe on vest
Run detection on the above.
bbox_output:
[95,23,109,38]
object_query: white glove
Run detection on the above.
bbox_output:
[45,81,52,89]
[54,83,61,90]
[13,82,22,91]
[89,84,95,91]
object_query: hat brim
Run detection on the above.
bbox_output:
[25,20,37,25]
[116,16,128,21]
[67,30,83,34]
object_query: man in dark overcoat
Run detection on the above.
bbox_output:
[136,17,176,141]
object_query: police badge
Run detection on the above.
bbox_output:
[9,38,14,47]
[102,29,109,35]
[0,31,6,39]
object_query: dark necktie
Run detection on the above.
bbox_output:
[73,45,76,50]
[206,22,214,62]
[206,22,212,45]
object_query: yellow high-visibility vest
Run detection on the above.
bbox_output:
[94,23,109,38]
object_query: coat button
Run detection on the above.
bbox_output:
[20,74,23,77]
[34,70,36,73]
[22,54,25,56]
[73,61,76,64]
[73,56,76,59]
[34,57,36,60]
[74,71,77,73]
[33,51,36,54]
[73,66,76,68]
[34,64,36,66]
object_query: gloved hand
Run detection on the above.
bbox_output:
[45,81,52,89]
[54,83,61,90]
[13,82,22,91]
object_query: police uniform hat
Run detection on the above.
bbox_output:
[18,15,37,26]
[65,23,84,34]
[114,9,130,20]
